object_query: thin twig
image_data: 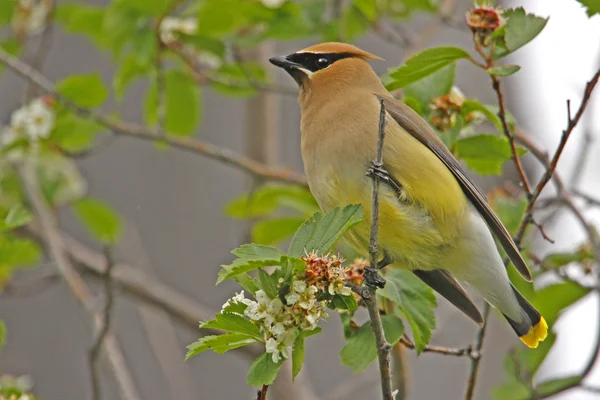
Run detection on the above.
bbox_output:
[399,337,475,358]
[19,161,141,400]
[464,303,490,400]
[360,98,394,400]
[257,384,269,400]
[514,68,600,245]
[0,47,307,186]
[89,246,116,400]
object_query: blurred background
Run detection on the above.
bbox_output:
[0,0,599,399]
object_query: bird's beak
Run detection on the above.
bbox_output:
[269,55,302,71]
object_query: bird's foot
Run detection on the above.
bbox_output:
[366,162,391,183]
[364,267,386,289]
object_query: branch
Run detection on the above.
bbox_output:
[464,303,490,400]
[19,162,141,400]
[0,47,307,187]
[514,68,600,244]
[399,337,476,358]
[257,385,269,400]
[89,246,116,400]
[359,98,394,400]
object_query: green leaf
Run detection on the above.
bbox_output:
[257,269,279,299]
[288,205,364,258]
[454,134,526,175]
[225,184,318,220]
[461,100,502,132]
[163,70,201,136]
[487,65,521,77]
[0,0,16,26]
[330,293,358,311]
[353,0,377,20]
[387,47,470,89]
[400,64,456,107]
[380,269,436,353]
[113,53,151,100]
[217,244,286,284]
[143,81,158,126]
[292,334,304,381]
[50,113,103,153]
[536,375,582,396]
[542,250,594,269]
[340,314,404,373]
[491,380,531,400]
[0,38,22,74]
[72,197,122,244]
[532,282,590,326]
[117,0,174,16]
[492,194,527,235]
[0,204,31,232]
[0,320,5,354]
[577,0,600,17]
[252,217,306,246]
[0,235,41,267]
[341,5,370,41]
[185,333,257,359]
[197,0,250,37]
[503,8,548,54]
[55,3,107,49]
[200,312,262,340]
[246,352,284,387]
[56,73,109,108]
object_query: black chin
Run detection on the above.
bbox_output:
[286,68,308,88]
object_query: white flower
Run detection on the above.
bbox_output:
[270,323,286,337]
[244,301,262,321]
[197,52,222,69]
[267,298,283,314]
[449,86,466,107]
[265,337,281,363]
[261,0,286,9]
[255,290,270,305]
[307,285,318,295]
[285,291,300,306]
[12,0,52,37]
[292,280,306,293]
[232,290,245,303]
[9,98,54,140]
[263,313,275,327]
[340,286,353,296]
[159,17,198,43]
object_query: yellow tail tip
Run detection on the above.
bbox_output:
[520,317,548,348]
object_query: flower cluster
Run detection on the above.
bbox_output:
[219,253,361,364]
[11,0,52,38]
[428,87,466,132]
[1,97,55,161]
[159,17,198,43]
[465,5,505,45]
[0,374,35,400]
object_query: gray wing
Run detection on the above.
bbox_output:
[377,94,532,281]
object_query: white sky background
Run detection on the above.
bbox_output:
[506,0,600,397]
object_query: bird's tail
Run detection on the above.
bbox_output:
[502,284,548,348]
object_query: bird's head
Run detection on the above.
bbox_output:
[269,42,383,95]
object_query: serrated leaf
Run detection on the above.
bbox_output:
[217,244,286,284]
[340,314,404,373]
[400,64,456,107]
[257,269,279,299]
[56,73,108,108]
[288,205,364,257]
[487,65,521,77]
[387,47,470,89]
[491,380,531,400]
[72,197,122,244]
[0,235,41,267]
[200,312,262,340]
[503,8,548,54]
[50,114,103,153]
[577,0,600,17]
[117,0,174,16]
[536,375,582,396]
[292,334,304,381]
[330,293,358,311]
[252,217,306,246]
[353,0,377,20]
[1,204,31,232]
[246,352,284,387]
[113,53,151,100]
[185,333,257,360]
[454,134,527,176]
[379,270,436,353]
[225,184,318,220]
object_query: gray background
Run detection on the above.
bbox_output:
[1,0,593,399]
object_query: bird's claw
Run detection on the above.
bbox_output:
[364,267,386,289]
[366,163,391,182]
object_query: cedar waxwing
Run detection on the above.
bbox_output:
[269,42,547,348]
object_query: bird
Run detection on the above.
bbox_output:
[269,42,547,348]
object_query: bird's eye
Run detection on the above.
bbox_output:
[316,57,330,68]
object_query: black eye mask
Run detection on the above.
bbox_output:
[285,52,355,72]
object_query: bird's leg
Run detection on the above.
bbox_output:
[364,252,392,289]
[366,163,403,196]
